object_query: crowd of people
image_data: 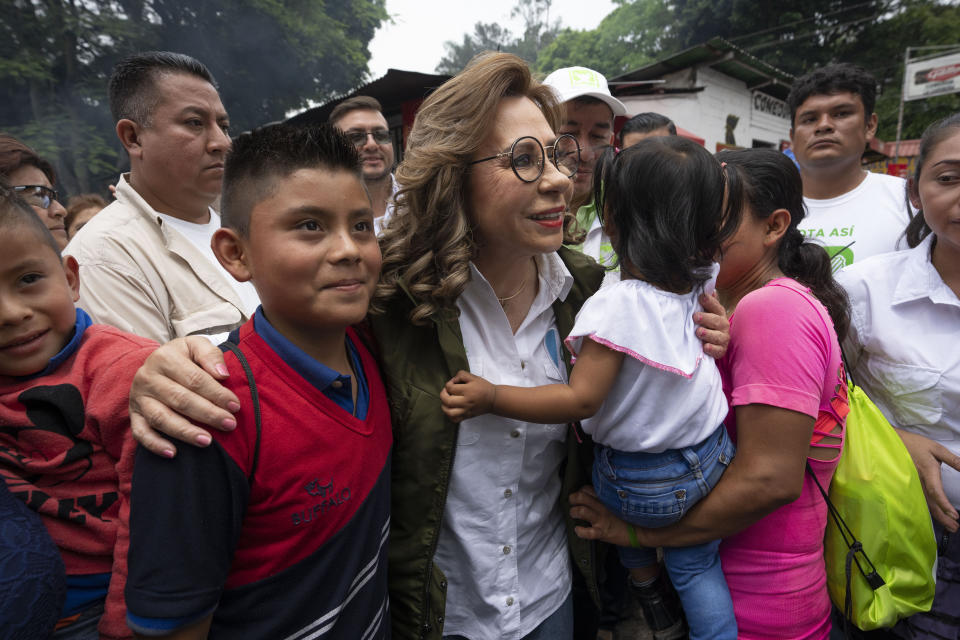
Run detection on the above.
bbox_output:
[0,46,956,640]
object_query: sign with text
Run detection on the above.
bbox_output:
[905,51,960,101]
[751,92,790,120]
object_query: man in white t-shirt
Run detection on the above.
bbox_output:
[787,63,911,271]
[66,51,259,344]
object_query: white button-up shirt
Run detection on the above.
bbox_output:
[433,252,573,640]
[838,235,960,506]
[373,174,399,236]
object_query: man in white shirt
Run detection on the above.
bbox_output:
[329,96,398,235]
[65,51,259,345]
[543,67,627,286]
[787,63,912,270]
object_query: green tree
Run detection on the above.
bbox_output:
[671,0,887,76]
[436,0,560,74]
[534,0,677,76]
[0,0,387,196]
[849,0,960,140]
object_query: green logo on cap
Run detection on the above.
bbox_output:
[568,69,601,89]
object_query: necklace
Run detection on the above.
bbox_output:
[496,277,527,305]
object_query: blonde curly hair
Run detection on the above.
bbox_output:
[372,53,565,324]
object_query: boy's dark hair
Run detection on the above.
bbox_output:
[621,112,677,139]
[787,63,877,125]
[221,124,362,237]
[109,51,217,124]
[329,96,384,127]
[0,180,62,257]
[905,112,960,248]
[594,137,740,294]
[0,135,56,185]
[718,148,850,340]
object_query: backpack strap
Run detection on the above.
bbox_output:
[218,341,262,484]
[805,461,885,635]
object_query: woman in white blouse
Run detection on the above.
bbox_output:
[837,112,960,639]
[121,53,732,639]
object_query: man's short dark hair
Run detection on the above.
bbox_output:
[0,180,62,257]
[109,51,217,125]
[329,96,384,127]
[787,63,877,125]
[221,124,362,237]
[621,112,677,138]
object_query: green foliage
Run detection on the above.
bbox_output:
[851,0,960,140]
[436,0,559,74]
[523,0,960,143]
[534,0,677,76]
[0,0,387,195]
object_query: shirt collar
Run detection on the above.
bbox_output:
[575,200,601,233]
[464,252,573,314]
[252,306,352,393]
[892,234,958,307]
[16,308,92,381]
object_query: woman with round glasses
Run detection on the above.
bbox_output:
[0,135,69,250]
[122,52,731,639]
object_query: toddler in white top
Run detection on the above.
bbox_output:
[442,137,739,640]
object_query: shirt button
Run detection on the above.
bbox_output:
[504,488,513,498]
[520,360,526,370]
[503,545,511,554]
[510,429,521,438]
[506,596,514,606]
[331,380,343,389]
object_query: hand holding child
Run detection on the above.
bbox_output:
[441,371,496,422]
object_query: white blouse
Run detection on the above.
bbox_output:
[838,235,960,507]
[433,252,573,640]
[566,272,727,453]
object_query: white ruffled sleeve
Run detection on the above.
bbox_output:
[564,277,712,379]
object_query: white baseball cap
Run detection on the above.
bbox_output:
[543,66,627,117]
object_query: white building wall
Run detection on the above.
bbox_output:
[619,66,791,152]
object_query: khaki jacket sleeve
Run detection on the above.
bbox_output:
[77,260,173,345]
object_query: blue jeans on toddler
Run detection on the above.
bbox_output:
[592,424,737,640]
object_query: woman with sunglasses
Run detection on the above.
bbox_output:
[0,135,69,250]
[121,53,731,639]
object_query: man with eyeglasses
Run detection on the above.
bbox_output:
[543,67,627,287]
[329,96,397,234]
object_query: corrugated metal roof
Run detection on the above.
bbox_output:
[286,69,451,126]
[611,37,795,100]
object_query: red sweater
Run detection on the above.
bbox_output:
[0,324,156,639]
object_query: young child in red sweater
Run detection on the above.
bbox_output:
[0,183,155,639]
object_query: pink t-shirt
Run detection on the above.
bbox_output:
[717,278,848,640]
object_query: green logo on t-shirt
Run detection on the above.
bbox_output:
[826,246,854,272]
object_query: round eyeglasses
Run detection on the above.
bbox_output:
[13,185,59,210]
[469,134,580,183]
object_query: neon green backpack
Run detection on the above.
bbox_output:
[809,380,937,631]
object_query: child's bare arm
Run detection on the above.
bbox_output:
[440,338,623,423]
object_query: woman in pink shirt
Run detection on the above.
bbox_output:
[571,148,850,639]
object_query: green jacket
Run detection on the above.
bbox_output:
[368,247,605,640]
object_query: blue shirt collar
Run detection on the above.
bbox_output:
[252,307,368,418]
[16,308,92,381]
